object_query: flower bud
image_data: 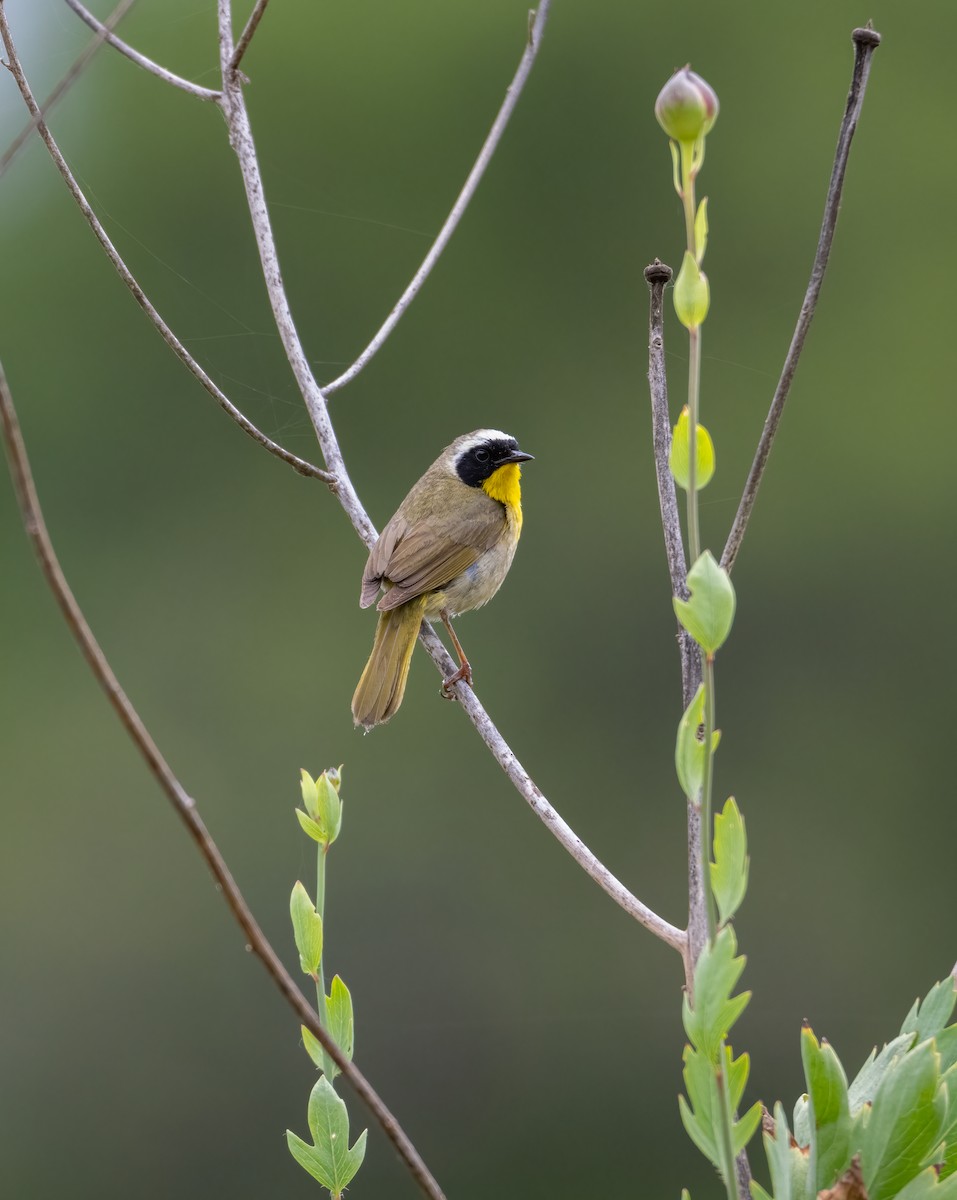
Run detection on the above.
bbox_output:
[655,66,719,144]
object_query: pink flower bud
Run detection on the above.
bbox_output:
[655,66,719,143]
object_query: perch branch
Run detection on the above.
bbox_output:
[0,357,445,1200]
[215,0,685,953]
[1,0,137,180]
[63,0,221,101]
[720,25,881,574]
[230,0,271,74]
[322,0,553,396]
[0,8,327,481]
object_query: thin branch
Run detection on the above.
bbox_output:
[322,0,553,396]
[643,261,704,984]
[0,9,327,482]
[422,620,687,952]
[63,0,221,102]
[644,260,699,708]
[230,0,270,74]
[215,0,686,957]
[0,357,445,1200]
[720,25,881,574]
[1,0,137,180]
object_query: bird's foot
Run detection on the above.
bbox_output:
[440,661,473,700]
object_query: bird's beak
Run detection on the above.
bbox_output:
[500,449,534,464]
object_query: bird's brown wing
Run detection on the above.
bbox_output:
[360,504,505,611]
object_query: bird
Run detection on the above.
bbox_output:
[351,429,533,730]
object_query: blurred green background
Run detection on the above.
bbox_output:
[1,2,953,1196]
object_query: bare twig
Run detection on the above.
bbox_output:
[230,0,270,74]
[322,0,553,396]
[0,8,327,481]
[215,0,686,956]
[1,0,137,180]
[721,25,881,574]
[0,357,445,1200]
[63,0,221,102]
[643,261,705,984]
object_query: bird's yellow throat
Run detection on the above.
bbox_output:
[481,462,523,530]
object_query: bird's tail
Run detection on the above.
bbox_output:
[351,597,427,730]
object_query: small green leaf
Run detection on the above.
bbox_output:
[674,551,736,655]
[325,975,355,1064]
[801,1025,852,1193]
[670,407,716,492]
[711,797,748,925]
[764,1100,808,1200]
[750,1185,774,1200]
[683,926,750,1064]
[901,979,957,1042]
[301,1025,326,1070]
[296,808,328,844]
[894,1167,957,1200]
[316,771,343,845]
[290,881,323,978]
[287,1076,367,1193]
[734,1100,762,1157]
[300,769,320,819]
[674,249,710,328]
[861,1039,945,1200]
[680,1044,720,1166]
[676,685,706,800]
[847,1033,912,1114]
[937,1027,957,1074]
[695,196,709,262]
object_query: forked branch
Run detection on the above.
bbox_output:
[63,0,221,101]
[215,0,685,954]
[0,8,326,481]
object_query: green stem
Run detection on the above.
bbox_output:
[315,840,334,1078]
[687,326,702,565]
[701,653,718,941]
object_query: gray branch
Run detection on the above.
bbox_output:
[0,9,326,482]
[64,0,221,101]
[215,0,685,955]
[721,26,881,574]
[323,0,553,396]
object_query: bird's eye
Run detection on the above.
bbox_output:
[474,448,490,463]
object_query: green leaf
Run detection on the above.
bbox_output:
[801,1025,852,1193]
[901,980,957,1042]
[316,771,343,844]
[670,407,716,492]
[674,249,710,328]
[290,881,323,978]
[750,1185,774,1200]
[301,1025,326,1070]
[296,808,328,844]
[300,770,320,820]
[847,1033,913,1114]
[676,685,705,800]
[937,1027,957,1074]
[680,1044,720,1167]
[894,1167,957,1200]
[734,1101,762,1157]
[674,551,736,655]
[286,1076,367,1194]
[861,1039,945,1200]
[763,1101,809,1200]
[683,926,750,1064]
[711,797,748,925]
[695,196,709,263]
[325,976,355,1064]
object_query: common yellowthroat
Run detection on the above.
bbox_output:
[351,429,533,730]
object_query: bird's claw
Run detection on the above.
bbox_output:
[440,662,473,700]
